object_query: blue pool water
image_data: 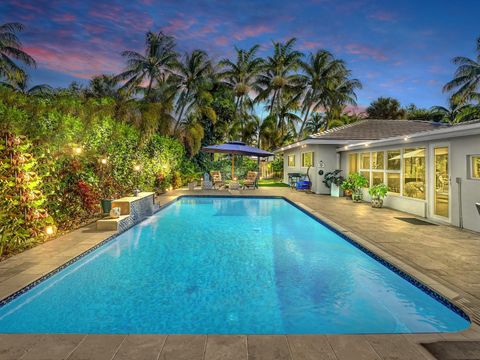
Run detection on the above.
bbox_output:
[0,197,469,334]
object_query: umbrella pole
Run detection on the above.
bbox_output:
[231,155,234,180]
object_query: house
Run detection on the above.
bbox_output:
[274,119,480,233]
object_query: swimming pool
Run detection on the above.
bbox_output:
[0,196,470,334]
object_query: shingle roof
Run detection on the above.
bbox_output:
[309,119,447,140]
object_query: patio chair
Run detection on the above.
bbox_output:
[295,175,312,191]
[243,171,258,189]
[210,171,225,189]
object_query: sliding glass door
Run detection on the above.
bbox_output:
[433,146,449,219]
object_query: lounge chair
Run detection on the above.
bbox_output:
[210,171,225,189]
[243,171,258,189]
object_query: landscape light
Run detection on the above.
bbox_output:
[45,226,54,235]
[73,146,82,155]
[100,158,108,165]
[133,164,141,171]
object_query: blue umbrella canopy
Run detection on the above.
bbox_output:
[201,141,273,157]
[202,141,273,180]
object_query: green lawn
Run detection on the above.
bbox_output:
[258,179,289,187]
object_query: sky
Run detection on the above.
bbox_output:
[1,0,479,109]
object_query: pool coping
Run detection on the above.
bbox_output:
[0,193,475,334]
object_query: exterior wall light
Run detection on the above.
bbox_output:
[404,137,409,141]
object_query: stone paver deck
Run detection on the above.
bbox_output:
[1,187,480,359]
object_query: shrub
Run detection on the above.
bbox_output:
[0,133,54,256]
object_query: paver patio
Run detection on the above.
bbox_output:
[1,187,480,359]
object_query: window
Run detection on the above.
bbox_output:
[301,152,314,167]
[471,155,480,179]
[387,173,400,194]
[360,152,371,169]
[287,155,295,167]
[372,172,384,186]
[403,148,426,199]
[387,150,401,170]
[371,152,384,170]
[348,153,358,174]
[360,171,370,187]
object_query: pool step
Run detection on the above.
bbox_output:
[96,192,156,232]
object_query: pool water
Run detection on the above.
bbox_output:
[0,197,469,334]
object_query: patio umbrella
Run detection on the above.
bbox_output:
[201,141,273,179]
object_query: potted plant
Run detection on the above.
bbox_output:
[340,178,353,199]
[345,173,368,202]
[323,170,345,197]
[99,176,117,215]
[368,183,388,208]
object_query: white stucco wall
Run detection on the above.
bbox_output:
[282,144,339,194]
[450,135,480,232]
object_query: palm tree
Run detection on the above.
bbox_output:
[304,112,326,135]
[116,31,177,98]
[298,50,346,137]
[87,74,122,99]
[255,38,304,117]
[443,37,480,104]
[0,23,36,81]
[366,97,405,119]
[0,75,51,95]
[431,101,480,124]
[219,45,263,138]
[323,75,362,124]
[172,50,216,135]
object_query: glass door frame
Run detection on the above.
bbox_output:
[429,142,451,222]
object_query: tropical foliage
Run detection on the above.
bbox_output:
[1,22,479,256]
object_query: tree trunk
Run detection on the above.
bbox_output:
[146,77,154,98]
[298,107,311,140]
[173,90,190,135]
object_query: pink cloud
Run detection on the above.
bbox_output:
[301,41,322,49]
[163,15,197,33]
[53,13,76,22]
[25,45,123,80]
[88,5,153,32]
[233,24,274,41]
[345,43,388,61]
[368,10,396,22]
[215,36,229,46]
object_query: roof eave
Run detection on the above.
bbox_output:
[337,121,480,152]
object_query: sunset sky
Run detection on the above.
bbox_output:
[1,0,478,108]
